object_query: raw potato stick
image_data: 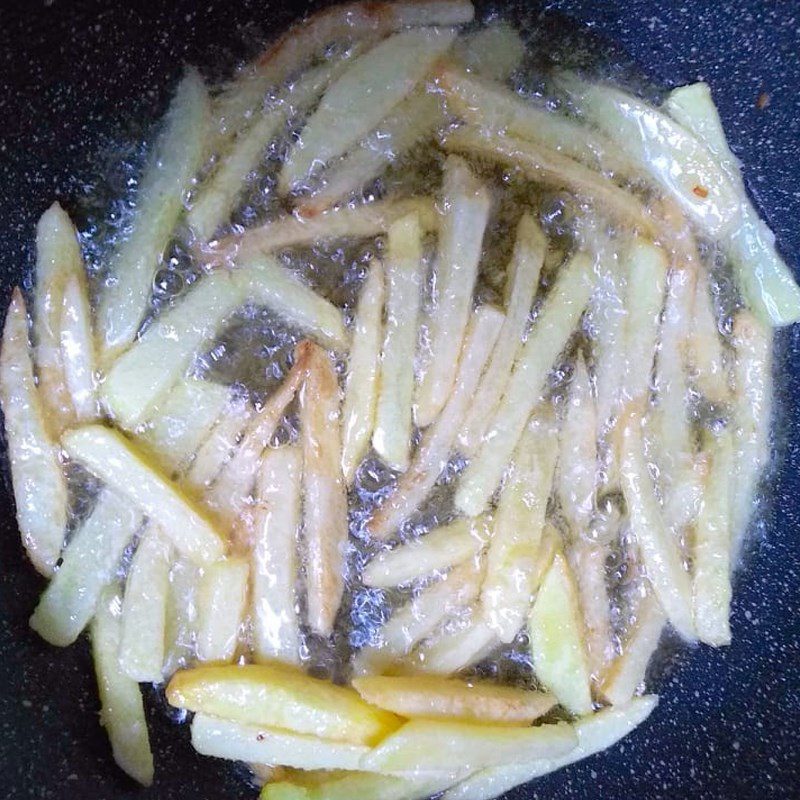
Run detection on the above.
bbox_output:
[300,343,348,636]
[98,69,211,361]
[455,252,595,517]
[415,156,491,428]
[59,271,98,422]
[162,557,201,678]
[196,558,250,662]
[62,425,225,565]
[0,289,68,576]
[119,525,172,682]
[91,585,154,786]
[251,445,303,665]
[369,305,504,537]
[411,618,498,676]
[373,212,425,471]
[482,414,558,643]
[460,212,545,453]
[32,202,83,431]
[30,488,142,647]
[451,22,524,82]
[342,261,385,484]
[279,27,458,193]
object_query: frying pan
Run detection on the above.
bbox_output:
[0,1,798,797]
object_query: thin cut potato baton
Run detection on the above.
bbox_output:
[195,558,250,662]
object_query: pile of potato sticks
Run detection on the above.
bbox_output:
[0,1,788,797]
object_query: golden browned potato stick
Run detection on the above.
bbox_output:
[59,272,98,422]
[251,446,303,665]
[196,558,250,662]
[32,202,83,431]
[204,196,440,267]
[300,342,349,636]
[210,0,474,153]
[0,289,67,576]
[352,674,556,725]
[455,252,595,517]
[414,156,491,427]
[459,213,545,454]
[372,212,425,471]
[442,126,657,237]
[341,261,385,484]
[369,305,504,538]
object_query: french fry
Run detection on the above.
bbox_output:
[353,560,484,676]
[599,592,665,706]
[262,782,310,800]
[251,445,303,666]
[279,27,458,193]
[437,67,633,178]
[410,616,498,676]
[353,675,556,725]
[208,349,308,528]
[62,425,225,565]
[342,261,385,484]
[690,268,729,403]
[415,156,491,428]
[91,585,154,786]
[0,289,68,575]
[451,22,524,83]
[664,82,800,326]
[692,429,734,646]
[30,488,142,647]
[168,662,400,745]
[119,525,172,682]
[140,378,231,475]
[207,197,440,267]
[730,310,772,561]
[59,272,98,422]
[362,717,576,774]
[363,518,486,589]
[557,353,597,533]
[372,212,425,471]
[528,551,593,716]
[298,91,443,216]
[162,557,201,678]
[98,69,211,361]
[455,252,595,517]
[300,342,348,636]
[264,771,456,800]
[191,713,371,771]
[459,212,545,453]
[443,697,657,800]
[32,202,83,431]
[442,127,656,236]
[369,305,504,537]
[196,558,250,662]
[482,413,558,643]
[620,412,695,640]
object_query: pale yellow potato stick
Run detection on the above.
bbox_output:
[98,69,211,361]
[692,429,734,646]
[32,202,83,431]
[251,445,303,665]
[482,413,558,643]
[30,488,142,647]
[599,592,665,706]
[279,27,458,193]
[195,558,250,662]
[369,305,504,537]
[460,212,545,453]
[442,126,656,236]
[620,412,695,640]
[342,261,385,484]
[451,22,524,82]
[62,425,225,565]
[455,252,595,517]
[265,771,455,800]
[59,272,98,422]
[0,289,68,576]
[91,585,154,786]
[300,342,348,636]
[118,525,172,682]
[415,156,491,428]
[373,212,425,471]
[162,557,201,678]
[690,268,729,403]
[363,518,485,589]
[409,618,498,676]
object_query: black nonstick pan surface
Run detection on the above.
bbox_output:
[0,1,798,798]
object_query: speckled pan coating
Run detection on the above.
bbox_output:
[0,1,797,798]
